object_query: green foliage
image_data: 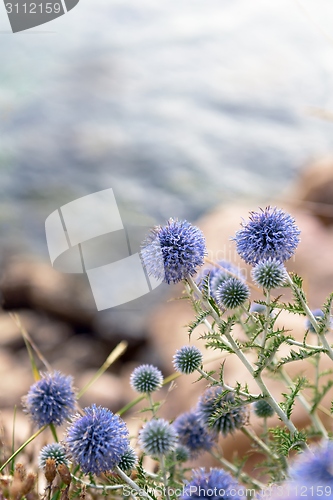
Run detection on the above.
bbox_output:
[187,309,210,337]
[280,377,308,419]
[270,427,307,457]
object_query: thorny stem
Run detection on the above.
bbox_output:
[209,451,265,490]
[147,393,157,418]
[115,466,155,499]
[186,276,300,438]
[285,339,326,351]
[159,455,170,500]
[71,475,123,491]
[261,290,270,348]
[240,426,283,464]
[196,367,259,399]
[286,273,333,362]
[279,367,328,439]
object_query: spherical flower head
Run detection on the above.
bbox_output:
[139,418,178,456]
[253,400,275,418]
[66,405,129,475]
[197,387,247,436]
[252,258,287,290]
[39,443,68,469]
[173,345,203,374]
[234,206,300,264]
[117,447,137,472]
[140,218,206,284]
[130,364,163,394]
[23,371,76,428]
[209,261,244,299]
[180,468,245,500]
[173,411,215,457]
[215,277,250,309]
[305,309,332,334]
[174,444,190,463]
[289,441,333,486]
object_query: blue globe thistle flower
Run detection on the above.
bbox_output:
[234,207,300,264]
[289,441,333,486]
[180,468,245,500]
[139,418,178,456]
[141,218,206,284]
[173,411,215,457]
[253,400,275,418]
[251,258,287,290]
[305,309,332,334]
[173,346,203,374]
[66,405,129,475]
[130,364,163,394]
[23,371,76,428]
[117,447,137,472]
[174,444,190,463]
[197,261,244,301]
[215,277,250,309]
[39,443,68,469]
[210,261,245,298]
[197,387,247,436]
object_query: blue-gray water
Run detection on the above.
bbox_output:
[1,0,333,257]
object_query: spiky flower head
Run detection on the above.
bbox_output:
[139,418,178,456]
[141,218,206,284]
[173,345,203,374]
[210,261,244,298]
[253,400,275,418]
[39,443,68,469]
[197,387,246,436]
[66,405,129,475]
[215,277,249,309]
[130,364,163,394]
[173,411,215,457]
[174,444,190,463]
[180,468,245,500]
[197,261,244,301]
[289,441,333,486]
[23,371,76,428]
[305,309,332,334]
[234,206,300,264]
[117,447,137,472]
[252,258,287,290]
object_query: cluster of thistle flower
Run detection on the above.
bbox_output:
[140,207,333,498]
[3,206,333,500]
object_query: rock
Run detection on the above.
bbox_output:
[296,157,333,226]
[1,259,95,328]
[0,349,32,408]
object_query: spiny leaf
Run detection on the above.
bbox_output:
[270,427,307,456]
[280,377,308,419]
[188,310,210,336]
[275,348,320,369]
[311,380,333,414]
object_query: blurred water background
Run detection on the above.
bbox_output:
[1,0,333,257]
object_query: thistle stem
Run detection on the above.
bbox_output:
[209,451,265,490]
[115,466,155,499]
[196,367,259,399]
[286,273,333,362]
[187,276,300,437]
